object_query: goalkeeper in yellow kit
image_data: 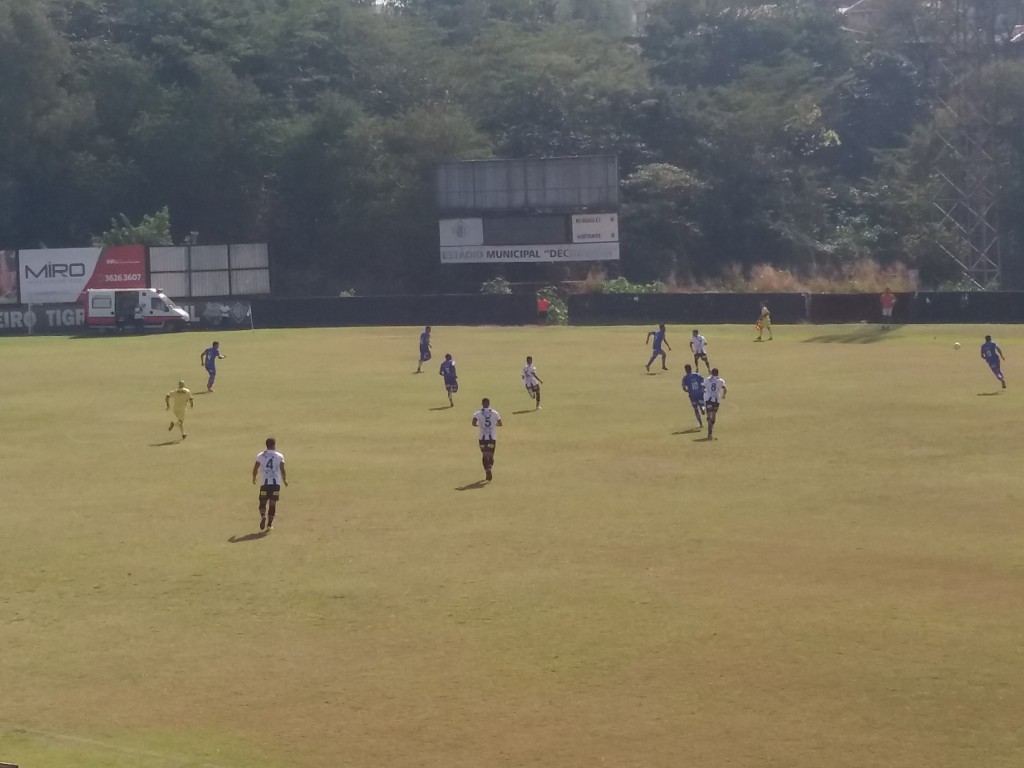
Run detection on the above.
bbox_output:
[165,379,195,439]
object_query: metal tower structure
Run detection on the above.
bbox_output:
[930,0,1016,289]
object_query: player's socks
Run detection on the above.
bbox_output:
[168,421,174,431]
[259,513,266,531]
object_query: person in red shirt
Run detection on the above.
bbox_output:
[880,289,896,330]
[536,296,550,324]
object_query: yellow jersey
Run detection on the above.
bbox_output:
[167,387,193,415]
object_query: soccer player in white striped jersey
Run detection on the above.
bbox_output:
[472,398,503,481]
[252,437,288,531]
[703,368,727,439]
[690,329,711,374]
[522,356,543,410]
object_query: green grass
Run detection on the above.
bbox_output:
[2,324,1023,768]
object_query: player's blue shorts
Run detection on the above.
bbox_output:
[420,347,431,362]
[689,396,704,407]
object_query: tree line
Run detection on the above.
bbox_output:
[1,0,1022,293]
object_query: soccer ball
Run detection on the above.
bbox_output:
[954,342,961,349]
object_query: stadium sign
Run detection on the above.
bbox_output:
[440,243,620,263]
[19,246,147,304]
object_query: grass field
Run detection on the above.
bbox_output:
[2,323,1023,768]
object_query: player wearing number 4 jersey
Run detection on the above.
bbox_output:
[703,368,727,439]
[472,398,503,481]
[253,437,288,531]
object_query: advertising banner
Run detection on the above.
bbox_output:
[440,242,619,264]
[18,246,147,304]
[0,250,17,304]
[0,304,85,333]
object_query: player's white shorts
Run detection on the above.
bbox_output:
[882,307,893,317]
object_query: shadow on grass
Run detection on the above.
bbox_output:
[429,404,453,411]
[512,409,536,415]
[977,391,1002,396]
[149,439,180,447]
[455,480,488,491]
[673,427,703,435]
[228,532,268,543]
[693,436,715,442]
[803,326,899,344]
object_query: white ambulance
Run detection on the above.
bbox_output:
[84,288,191,332]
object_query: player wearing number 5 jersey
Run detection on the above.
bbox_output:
[703,368,727,440]
[472,398,503,481]
[253,437,288,532]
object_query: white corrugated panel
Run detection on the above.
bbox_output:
[229,243,269,269]
[191,270,230,297]
[151,271,190,297]
[230,269,271,295]
[190,245,229,270]
[150,246,188,272]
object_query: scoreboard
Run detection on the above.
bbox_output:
[436,156,620,264]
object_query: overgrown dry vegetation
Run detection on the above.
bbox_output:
[581,259,915,294]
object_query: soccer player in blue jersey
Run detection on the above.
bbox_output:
[439,353,458,406]
[681,364,705,427]
[981,335,1006,389]
[200,341,226,392]
[645,324,671,371]
[416,326,432,373]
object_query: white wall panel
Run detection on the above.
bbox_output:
[190,245,229,270]
[150,246,188,272]
[229,243,269,269]
[230,269,270,294]
[150,271,190,297]
[191,270,230,297]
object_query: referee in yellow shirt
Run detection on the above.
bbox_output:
[165,379,195,439]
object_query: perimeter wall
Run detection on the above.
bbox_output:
[2,292,1022,335]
